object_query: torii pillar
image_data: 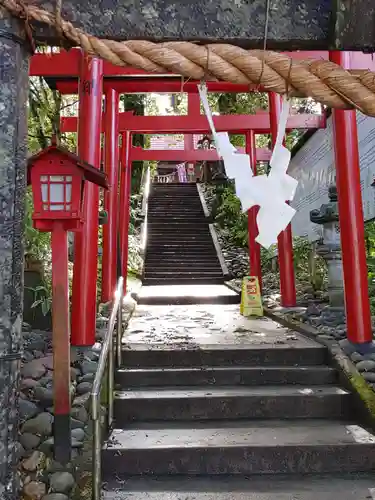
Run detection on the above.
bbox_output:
[269,93,297,307]
[71,52,103,345]
[119,132,132,293]
[330,51,372,349]
[102,88,119,302]
[185,94,200,179]
[246,130,262,288]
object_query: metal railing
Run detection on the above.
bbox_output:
[91,277,124,500]
[154,172,176,183]
[140,165,151,256]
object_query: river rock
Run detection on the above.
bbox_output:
[22,412,53,436]
[50,472,75,493]
[71,406,88,423]
[70,417,84,429]
[22,451,46,472]
[70,368,80,380]
[350,352,364,363]
[15,441,25,460]
[19,400,39,421]
[79,373,95,383]
[73,392,90,408]
[81,360,97,375]
[22,360,46,379]
[27,338,46,352]
[20,433,41,450]
[362,372,375,383]
[23,351,34,362]
[77,381,92,394]
[41,494,69,500]
[33,386,54,406]
[338,339,357,355]
[39,356,54,370]
[71,428,85,441]
[49,472,75,494]
[21,378,39,391]
[355,360,375,372]
[23,480,46,500]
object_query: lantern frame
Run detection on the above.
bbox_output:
[28,142,108,232]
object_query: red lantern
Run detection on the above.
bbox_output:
[27,138,108,465]
[28,138,108,231]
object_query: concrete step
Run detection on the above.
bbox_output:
[102,421,375,476]
[148,221,208,224]
[147,233,211,239]
[146,240,214,246]
[144,260,221,266]
[102,474,375,499]
[143,277,225,285]
[120,344,328,368]
[144,271,223,277]
[138,294,241,306]
[147,234,212,238]
[145,256,218,261]
[116,365,337,387]
[144,269,223,276]
[144,262,220,267]
[146,243,215,248]
[114,385,349,422]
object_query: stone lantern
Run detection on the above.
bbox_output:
[310,185,344,307]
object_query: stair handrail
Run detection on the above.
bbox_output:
[140,165,151,258]
[91,276,124,500]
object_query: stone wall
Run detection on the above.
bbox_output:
[17,300,135,500]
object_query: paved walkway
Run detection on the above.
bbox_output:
[124,303,315,348]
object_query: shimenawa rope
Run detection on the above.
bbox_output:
[2,0,375,116]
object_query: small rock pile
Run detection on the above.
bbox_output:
[16,295,129,500]
[339,338,375,389]
[18,324,103,500]
[16,297,136,500]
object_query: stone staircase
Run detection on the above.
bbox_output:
[143,183,226,286]
[101,306,375,499]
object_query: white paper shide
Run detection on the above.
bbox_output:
[198,83,298,249]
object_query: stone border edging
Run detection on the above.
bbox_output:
[208,224,230,279]
[196,184,212,220]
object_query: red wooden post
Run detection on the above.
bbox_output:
[330,51,372,346]
[51,221,71,463]
[71,53,103,346]
[119,132,132,293]
[269,92,297,307]
[102,88,119,302]
[246,130,262,289]
[185,94,200,181]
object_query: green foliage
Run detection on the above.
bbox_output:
[211,183,248,247]
[26,285,52,317]
[24,188,51,261]
[365,220,375,312]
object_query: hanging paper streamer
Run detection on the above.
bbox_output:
[198,83,297,249]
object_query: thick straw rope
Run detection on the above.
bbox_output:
[3,0,375,116]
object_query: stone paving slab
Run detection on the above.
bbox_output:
[106,420,371,449]
[139,285,237,299]
[123,304,320,348]
[102,475,375,499]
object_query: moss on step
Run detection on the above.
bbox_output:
[348,371,375,417]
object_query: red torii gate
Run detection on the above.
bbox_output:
[30,48,374,351]
[60,93,325,308]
